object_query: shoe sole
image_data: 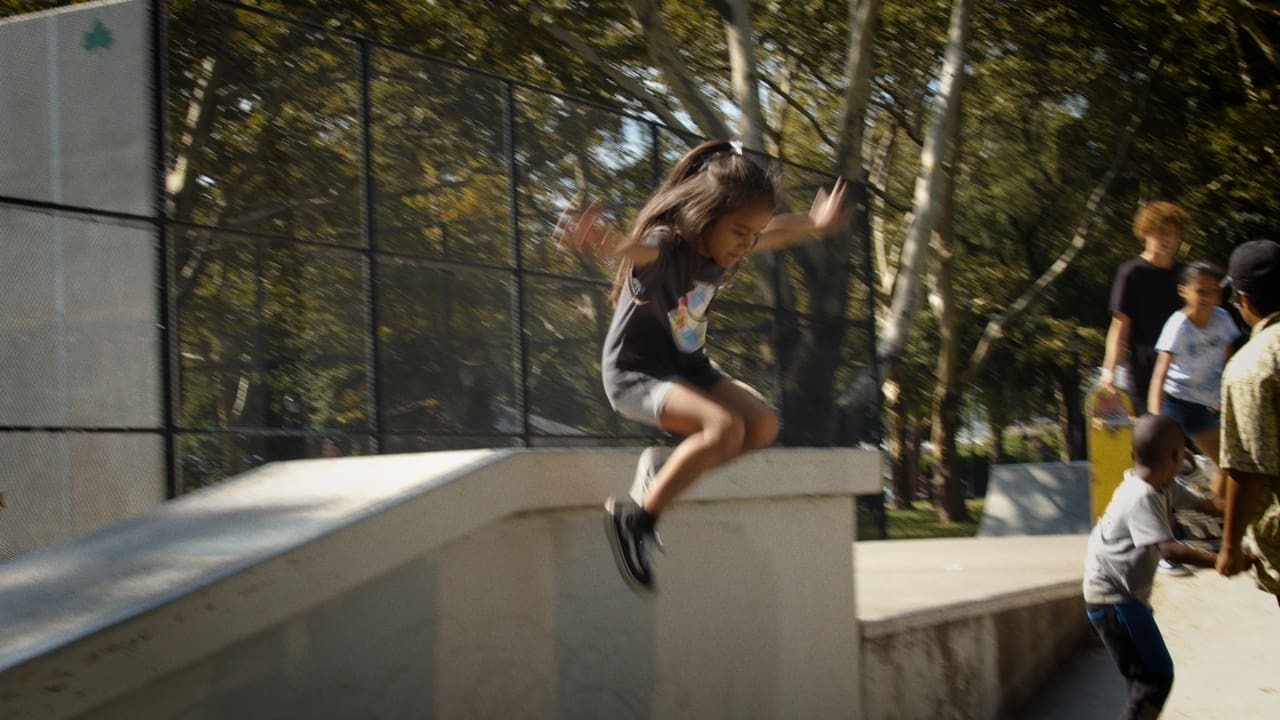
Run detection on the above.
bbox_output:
[603,497,654,593]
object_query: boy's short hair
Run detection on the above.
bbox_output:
[1132,414,1184,467]
[1132,201,1189,240]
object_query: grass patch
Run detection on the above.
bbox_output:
[858,497,985,541]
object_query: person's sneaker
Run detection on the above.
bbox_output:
[604,497,658,592]
[630,446,672,505]
[1158,559,1193,576]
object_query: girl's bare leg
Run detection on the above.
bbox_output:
[707,378,779,451]
[643,379,778,517]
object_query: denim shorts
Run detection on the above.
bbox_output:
[1160,394,1219,436]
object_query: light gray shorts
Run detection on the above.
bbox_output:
[610,376,677,427]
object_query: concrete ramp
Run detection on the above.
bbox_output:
[978,461,1091,537]
[0,447,878,720]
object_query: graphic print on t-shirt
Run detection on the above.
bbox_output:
[669,281,716,353]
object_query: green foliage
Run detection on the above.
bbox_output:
[7,0,1275,487]
[858,498,986,541]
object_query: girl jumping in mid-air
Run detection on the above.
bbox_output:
[555,139,847,591]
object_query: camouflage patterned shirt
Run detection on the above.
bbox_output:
[1221,312,1280,594]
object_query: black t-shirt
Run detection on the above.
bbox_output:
[601,227,725,399]
[1109,257,1183,396]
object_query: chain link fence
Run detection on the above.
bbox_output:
[1,0,877,512]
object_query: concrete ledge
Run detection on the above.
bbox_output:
[0,447,878,719]
[856,535,1090,720]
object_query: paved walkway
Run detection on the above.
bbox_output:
[1015,564,1280,719]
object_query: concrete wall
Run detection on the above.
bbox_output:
[0,0,162,560]
[855,534,1093,720]
[860,589,1086,720]
[0,447,879,719]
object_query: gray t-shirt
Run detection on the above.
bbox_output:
[601,226,725,402]
[1083,470,1203,605]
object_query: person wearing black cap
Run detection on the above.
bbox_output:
[1216,239,1280,608]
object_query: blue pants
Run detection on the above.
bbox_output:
[1086,602,1174,719]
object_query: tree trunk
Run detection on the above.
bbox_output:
[626,0,733,140]
[530,8,696,136]
[932,386,966,520]
[991,422,1007,465]
[877,0,972,377]
[777,0,881,443]
[835,0,881,178]
[1060,361,1086,461]
[718,0,766,150]
[906,419,929,504]
[984,382,1011,464]
[884,370,913,509]
[928,158,969,521]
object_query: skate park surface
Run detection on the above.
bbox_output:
[969,460,1279,718]
[860,535,1280,719]
[1,448,1276,719]
[1016,561,1280,719]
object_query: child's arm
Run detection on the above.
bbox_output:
[553,200,659,268]
[754,178,848,252]
[1147,351,1172,414]
[1193,494,1227,516]
[1101,313,1130,395]
[1157,539,1218,568]
[1218,468,1276,576]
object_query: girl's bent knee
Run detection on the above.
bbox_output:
[703,414,747,456]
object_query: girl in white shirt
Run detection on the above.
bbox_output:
[1149,261,1241,496]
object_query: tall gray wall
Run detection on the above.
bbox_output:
[0,0,164,560]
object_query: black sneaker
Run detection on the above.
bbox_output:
[604,497,657,592]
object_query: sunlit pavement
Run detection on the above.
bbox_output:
[1014,562,1280,719]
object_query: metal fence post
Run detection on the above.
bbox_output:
[358,39,385,453]
[150,0,179,497]
[858,170,881,444]
[503,80,529,444]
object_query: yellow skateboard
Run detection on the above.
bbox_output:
[1087,386,1134,522]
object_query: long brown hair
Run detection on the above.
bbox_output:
[610,139,778,304]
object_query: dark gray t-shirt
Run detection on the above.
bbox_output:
[1083,470,1203,605]
[601,227,725,402]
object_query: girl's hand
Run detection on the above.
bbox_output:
[808,177,849,234]
[552,197,614,257]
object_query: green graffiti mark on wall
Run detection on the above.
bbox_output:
[83,19,114,51]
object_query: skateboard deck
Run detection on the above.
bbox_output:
[1087,386,1134,522]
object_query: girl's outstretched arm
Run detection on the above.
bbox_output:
[754,177,848,253]
[552,198,659,267]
